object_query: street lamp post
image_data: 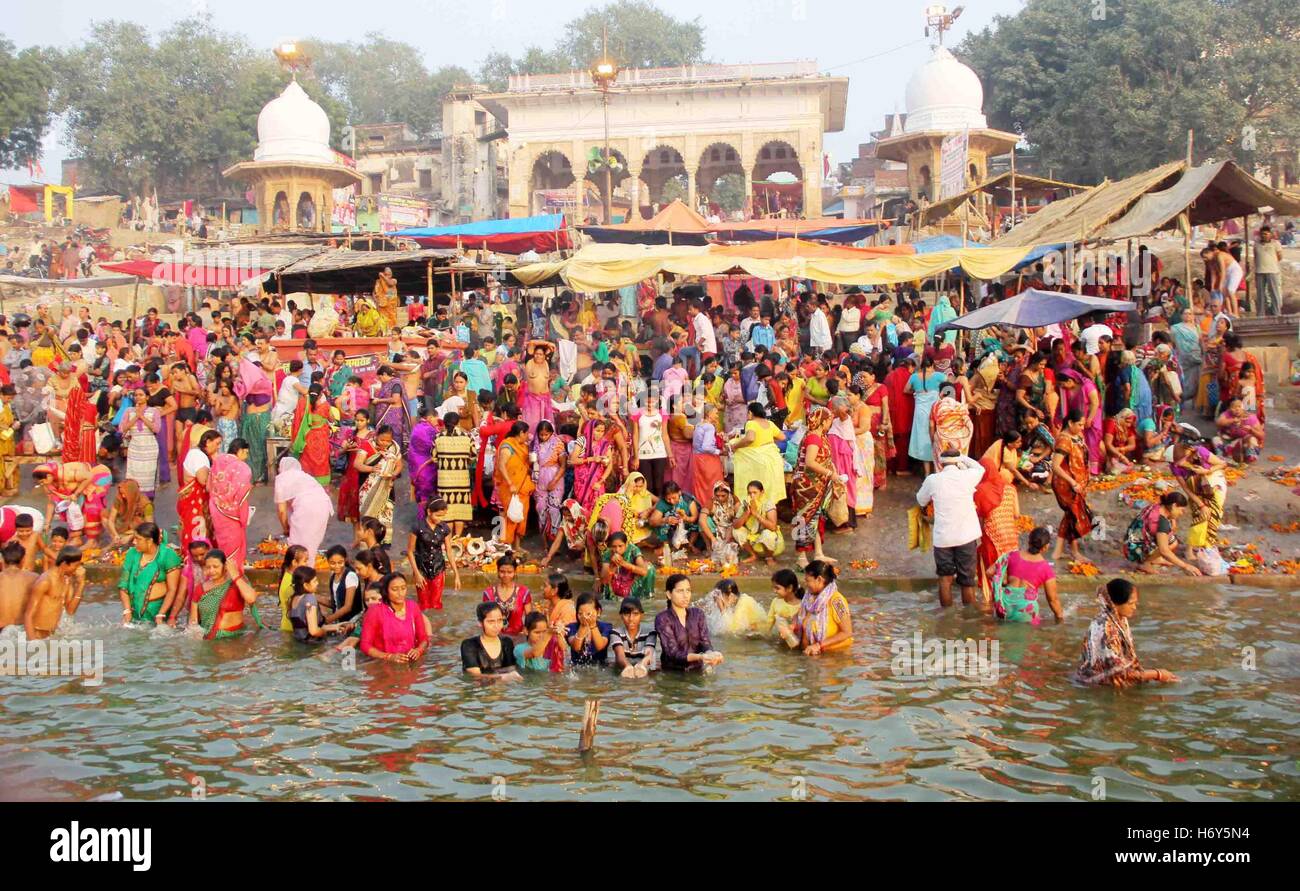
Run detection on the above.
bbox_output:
[590,28,619,224]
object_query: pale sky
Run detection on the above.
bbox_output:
[1,0,1027,186]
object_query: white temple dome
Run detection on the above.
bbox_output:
[254,80,334,164]
[904,45,987,133]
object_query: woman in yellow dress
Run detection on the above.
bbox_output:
[788,559,853,656]
[728,403,787,506]
[589,471,656,548]
[353,298,385,338]
[733,479,785,566]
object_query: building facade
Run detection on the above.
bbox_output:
[477,61,848,222]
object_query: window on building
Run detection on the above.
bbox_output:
[660,150,672,165]
[368,173,383,194]
[775,146,787,160]
[419,169,433,190]
[726,148,737,162]
[369,134,384,144]
[475,110,486,125]
[710,148,720,162]
[760,146,771,160]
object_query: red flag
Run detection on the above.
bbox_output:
[27,157,44,179]
[823,153,831,177]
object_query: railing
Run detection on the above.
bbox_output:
[507,60,820,93]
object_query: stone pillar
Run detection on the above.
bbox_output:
[685,163,699,213]
[802,128,823,218]
[626,164,643,220]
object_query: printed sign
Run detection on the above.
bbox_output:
[378,195,430,231]
[939,130,969,200]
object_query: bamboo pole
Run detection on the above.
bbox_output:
[426,259,434,322]
[129,279,140,347]
[1243,214,1255,316]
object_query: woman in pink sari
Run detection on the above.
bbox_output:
[208,441,253,573]
[571,417,613,512]
[827,395,860,530]
[534,420,566,544]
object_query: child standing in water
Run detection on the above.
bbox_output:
[277,545,309,632]
[408,498,459,611]
[610,597,657,678]
[515,610,568,673]
[766,568,803,646]
[336,585,383,654]
[1075,578,1179,687]
[542,572,577,636]
[24,546,86,640]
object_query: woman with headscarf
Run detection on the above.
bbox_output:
[789,406,839,566]
[234,353,273,484]
[885,356,915,473]
[1171,423,1229,551]
[274,456,334,564]
[1050,409,1094,563]
[571,416,614,512]
[1217,332,1265,424]
[824,395,859,527]
[728,402,788,508]
[1056,369,1103,474]
[1075,578,1178,687]
[858,363,891,489]
[665,404,695,497]
[407,405,440,512]
[995,346,1029,437]
[1102,408,1140,472]
[533,420,566,546]
[847,384,874,514]
[690,404,725,509]
[61,383,98,466]
[357,425,403,544]
[929,383,973,460]
[1198,313,1231,417]
[290,385,333,486]
[208,440,253,573]
[1121,350,1153,426]
[372,365,409,448]
[927,293,958,347]
[967,353,1002,458]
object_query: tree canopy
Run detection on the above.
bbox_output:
[957,0,1300,184]
[478,0,706,89]
[0,38,54,171]
[52,17,345,196]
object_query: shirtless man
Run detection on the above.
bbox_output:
[46,362,77,441]
[396,350,424,417]
[170,360,202,453]
[24,546,85,640]
[1201,244,1241,316]
[9,512,44,571]
[0,541,38,630]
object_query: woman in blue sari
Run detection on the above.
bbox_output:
[1122,350,1153,426]
[904,354,944,472]
[927,294,958,347]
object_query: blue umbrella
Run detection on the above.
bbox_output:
[934,288,1136,334]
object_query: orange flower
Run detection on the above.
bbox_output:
[1068,560,1101,577]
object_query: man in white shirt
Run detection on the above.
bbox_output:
[1078,314,1113,355]
[915,451,985,608]
[809,299,833,354]
[691,302,717,359]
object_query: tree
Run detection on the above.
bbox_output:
[479,0,706,88]
[711,173,747,213]
[557,0,705,69]
[307,34,471,138]
[53,17,346,196]
[660,173,689,205]
[0,38,54,170]
[957,0,1300,183]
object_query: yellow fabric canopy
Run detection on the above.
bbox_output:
[513,241,1038,292]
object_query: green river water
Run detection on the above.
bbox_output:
[1,579,1296,801]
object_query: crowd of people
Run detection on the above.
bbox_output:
[0,240,1280,689]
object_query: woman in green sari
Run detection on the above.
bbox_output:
[189,548,264,639]
[599,530,656,602]
[116,522,183,625]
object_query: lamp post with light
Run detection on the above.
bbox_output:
[590,29,620,224]
[273,41,311,77]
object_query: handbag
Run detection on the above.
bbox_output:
[827,482,850,527]
[29,422,57,455]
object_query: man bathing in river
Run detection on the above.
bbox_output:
[0,542,38,631]
[23,546,86,640]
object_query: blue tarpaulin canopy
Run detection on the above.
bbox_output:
[391,214,564,238]
[390,214,571,252]
[934,288,1136,334]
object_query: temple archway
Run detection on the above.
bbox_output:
[583,147,630,223]
[752,140,804,217]
[272,190,291,230]
[696,142,744,216]
[529,150,575,214]
[640,145,687,209]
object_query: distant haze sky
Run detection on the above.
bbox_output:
[1,0,1025,186]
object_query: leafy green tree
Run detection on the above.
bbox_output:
[660,173,689,204]
[710,172,747,213]
[52,17,345,196]
[0,38,53,170]
[307,34,470,138]
[958,0,1299,183]
[479,0,706,88]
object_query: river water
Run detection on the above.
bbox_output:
[1,579,1296,802]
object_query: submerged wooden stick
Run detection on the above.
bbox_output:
[579,699,601,753]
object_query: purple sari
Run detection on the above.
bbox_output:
[535,433,564,539]
[374,379,409,446]
[1058,370,1104,473]
[408,419,438,509]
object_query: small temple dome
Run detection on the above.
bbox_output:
[903,45,987,133]
[254,80,334,164]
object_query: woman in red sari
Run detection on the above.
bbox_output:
[884,356,915,474]
[291,388,333,486]
[974,431,1024,601]
[1217,333,1265,423]
[336,409,373,525]
[208,442,253,574]
[178,430,221,553]
[61,384,99,465]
